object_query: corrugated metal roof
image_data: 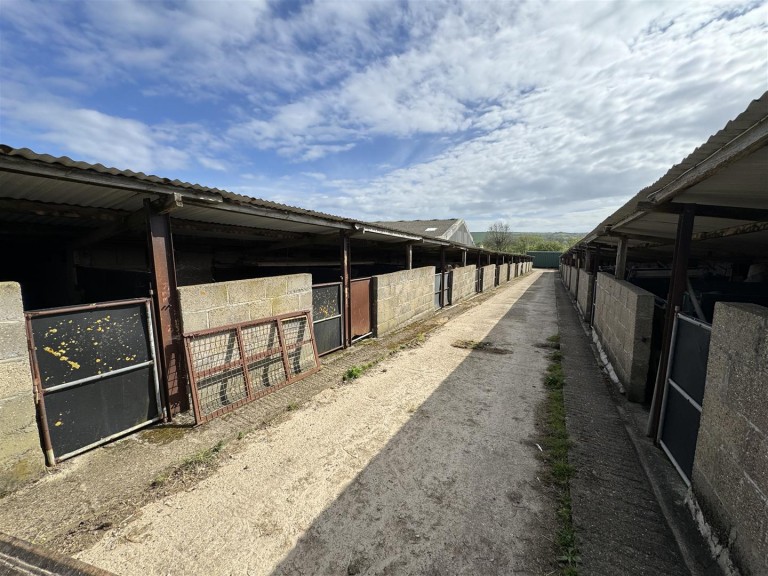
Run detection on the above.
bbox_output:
[0,145,358,226]
[0,145,520,256]
[371,219,461,238]
[578,92,768,257]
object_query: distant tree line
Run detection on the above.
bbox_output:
[479,222,579,253]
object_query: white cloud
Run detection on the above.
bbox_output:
[1,0,766,232]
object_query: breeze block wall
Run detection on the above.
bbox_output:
[499,262,509,284]
[451,265,477,304]
[374,266,435,336]
[569,266,579,297]
[178,274,313,333]
[592,272,654,402]
[0,282,44,494]
[692,302,768,576]
[480,264,496,292]
[577,269,595,322]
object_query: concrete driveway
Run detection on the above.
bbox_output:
[78,271,557,576]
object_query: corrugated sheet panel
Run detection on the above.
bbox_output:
[528,251,562,269]
[580,92,768,244]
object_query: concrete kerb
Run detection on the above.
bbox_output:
[556,272,724,576]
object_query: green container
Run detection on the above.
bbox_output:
[527,251,562,269]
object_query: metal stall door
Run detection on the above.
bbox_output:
[312,282,343,356]
[434,273,442,309]
[350,277,373,342]
[475,267,484,293]
[25,298,163,465]
[494,265,500,286]
[434,272,452,309]
[658,312,711,484]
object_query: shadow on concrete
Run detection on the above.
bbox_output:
[269,273,558,576]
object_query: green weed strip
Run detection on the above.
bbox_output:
[541,334,580,575]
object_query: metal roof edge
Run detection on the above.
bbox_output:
[578,92,768,246]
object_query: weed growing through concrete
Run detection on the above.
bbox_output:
[342,361,377,381]
[286,402,298,411]
[541,333,580,575]
[151,440,225,489]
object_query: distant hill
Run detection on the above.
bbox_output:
[471,231,584,247]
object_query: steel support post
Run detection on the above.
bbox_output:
[615,236,628,279]
[145,201,187,416]
[405,243,413,270]
[440,247,446,307]
[647,205,696,438]
[341,231,352,348]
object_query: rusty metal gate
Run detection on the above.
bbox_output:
[657,312,711,485]
[475,267,484,293]
[350,277,373,342]
[25,298,163,465]
[184,311,320,424]
[312,282,343,356]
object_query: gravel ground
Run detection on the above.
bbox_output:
[75,271,557,576]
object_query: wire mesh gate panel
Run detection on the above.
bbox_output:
[658,312,711,485]
[183,311,320,424]
[25,298,163,465]
[312,282,343,356]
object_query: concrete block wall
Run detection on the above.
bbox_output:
[451,265,476,304]
[480,264,496,292]
[692,302,768,576]
[569,266,579,297]
[0,282,44,495]
[178,274,313,333]
[500,263,510,283]
[374,266,435,336]
[576,269,595,322]
[592,272,654,402]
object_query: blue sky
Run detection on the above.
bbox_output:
[1,0,766,232]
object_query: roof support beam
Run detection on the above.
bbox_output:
[693,220,768,242]
[637,201,768,222]
[188,198,351,231]
[608,231,673,244]
[170,219,303,241]
[0,198,127,221]
[71,194,183,249]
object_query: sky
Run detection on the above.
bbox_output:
[1,1,766,233]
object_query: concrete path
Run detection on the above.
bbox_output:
[556,274,694,575]
[78,271,558,576]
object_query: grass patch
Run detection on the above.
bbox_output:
[286,402,299,411]
[540,333,580,575]
[342,361,377,381]
[150,440,225,489]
